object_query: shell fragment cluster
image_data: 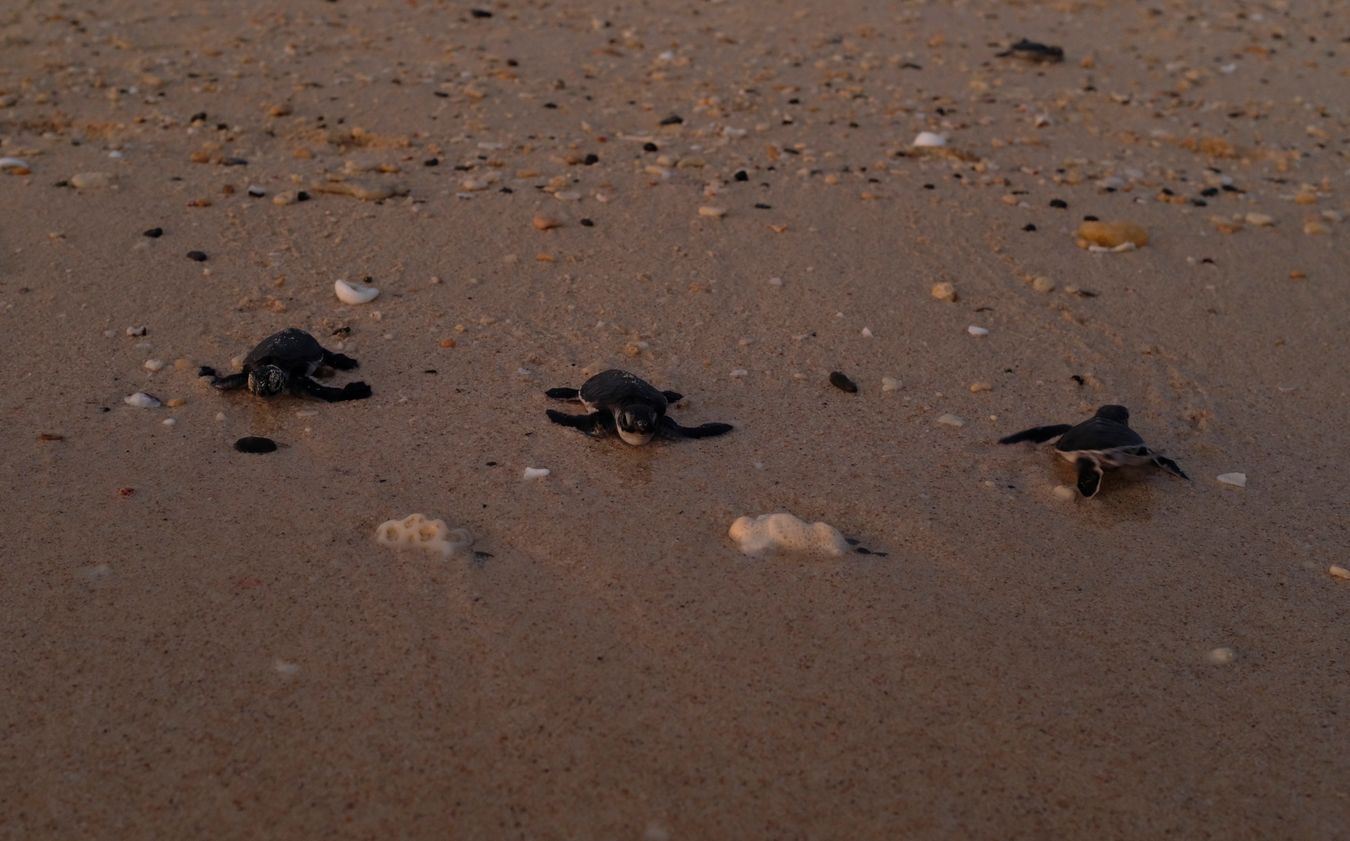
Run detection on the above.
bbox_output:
[375,513,473,558]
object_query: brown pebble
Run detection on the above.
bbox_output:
[1077,221,1148,249]
[532,214,561,231]
[931,282,958,302]
[37,432,65,442]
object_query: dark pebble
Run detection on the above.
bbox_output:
[580,218,594,227]
[234,436,277,454]
[186,250,208,262]
[1191,198,1207,207]
[1200,187,1219,197]
[642,142,658,152]
[434,91,450,98]
[583,153,599,165]
[296,191,310,202]
[829,371,858,394]
[659,114,683,126]
[221,157,248,166]
[424,157,440,166]
[144,227,164,238]
[470,8,493,18]
[189,111,207,122]
[753,202,772,210]
[247,186,266,197]
[1049,198,1067,208]
[734,170,748,182]
[1082,214,1099,222]
[1023,223,1037,231]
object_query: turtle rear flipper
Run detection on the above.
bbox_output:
[662,390,684,404]
[296,377,371,402]
[1076,457,1104,498]
[546,409,609,436]
[322,350,359,370]
[1153,455,1189,480]
[659,416,733,440]
[545,387,581,401]
[999,424,1072,445]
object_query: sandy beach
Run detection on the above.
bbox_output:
[2,0,1348,838]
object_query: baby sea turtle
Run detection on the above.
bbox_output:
[999,404,1188,498]
[997,38,1065,63]
[198,328,372,402]
[545,369,733,445]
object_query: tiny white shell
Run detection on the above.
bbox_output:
[967,325,990,337]
[1217,472,1247,488]
[522,467,550,481]
[334,278,379,305]
[912,131,947,148]
[124,392,162,408]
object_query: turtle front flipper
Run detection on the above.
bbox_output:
[321,350,359,370]
[1152,455,1189,480]
[661,390,684,404]
[199,367,248,391]
[546,409,609,436]
[296,377,372,402]
[1076,457,1104,498]
[999,424,1073,445]
[545,387,582,401]
[658,416,733,440]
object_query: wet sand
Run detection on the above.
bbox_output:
[2,1,1348,838]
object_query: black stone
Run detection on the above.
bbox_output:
[234,436,277,454]
[186,250,208,262]
[658,114,683,126]
[424,157,440,166]
[583,153,599,165]
[642,142,658,152]
[829,372,858,394]
[733,170,748,182]
[470,8,493,18]
[1023,223,1037,231]
[144,227,164,238]
[1049,198,1067,208]
[580,218,594,227]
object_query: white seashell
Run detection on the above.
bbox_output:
[334,278,379,305]
[967,325,990,336]
[143,359,165,372]
[728,512,849,557]
[0,156,32,173]
[374,513,473,559]
[881,377,900,392]
[1217,472,1247,488]
[912,131,947,148]
[522,467,550,481]
[935,413,965,428]
[124,392,162,408]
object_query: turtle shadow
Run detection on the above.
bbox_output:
[1055,461,1162,522]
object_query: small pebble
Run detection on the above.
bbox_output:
[1217,472,1247,488]
[247,185,266,197]
[1303,221,1330,236]
[1030,275,1055,293]
[186,250,207,262]
[532,214,561,231]
[235,436,277,454]
[0,156,32,175]
[1244,212,1275,227]
[1077,221,1148,249]
[522,467,550,481]
[912,131,947,148]
[70,171,113,189]
[861,327,873,338]
[124,392,162,408]
[143,227,163,238]
[967,325,990,337]
[143,359,165,372]
[881,377,900,392]
[698,206,727,218]
[1329,565,1350,580]
[126,325,147,336]
[1052,485,1077,501]
[1207,647,1236,665]
[931,282,957,302]
[969,382,992,393]
[829,371,858,393]
[935,413,965,428]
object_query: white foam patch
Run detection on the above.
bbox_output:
[728,512,849,557]
[375,513,473,558]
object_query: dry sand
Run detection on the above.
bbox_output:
[2,0,1348,838]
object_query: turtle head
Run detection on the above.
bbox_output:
[1096,404,1130,424]
[615,404,658,446]
[247,364,289,398]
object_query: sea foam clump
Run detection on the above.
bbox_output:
[728,512,849,557]
[375,513,472,558]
